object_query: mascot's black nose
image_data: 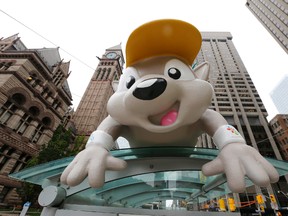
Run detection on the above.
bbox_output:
[133,78,167,100]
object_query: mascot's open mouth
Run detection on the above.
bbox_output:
[148,102,180,126]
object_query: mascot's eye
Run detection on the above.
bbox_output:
[126,75,136,89]
[168,67,181,80]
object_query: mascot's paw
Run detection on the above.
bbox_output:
[60,146,127,188]
[202,144,279,192]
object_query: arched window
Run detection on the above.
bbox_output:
[42,117,52,126]
[29,106,40,116]
[11,93,26,105]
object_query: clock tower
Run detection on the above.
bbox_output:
[73,44,124,136]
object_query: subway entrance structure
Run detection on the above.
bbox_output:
[10,146,288,216]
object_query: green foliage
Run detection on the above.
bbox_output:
[17,125,86,206]
[37,125,74,163]
[16,182,41,206]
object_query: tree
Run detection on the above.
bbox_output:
[16,158,42,206]
[16,125,85,205]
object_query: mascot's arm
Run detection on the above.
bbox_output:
[200,109,279,192]
[60,116,127,187]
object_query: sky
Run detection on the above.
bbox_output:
[1,0,287,121]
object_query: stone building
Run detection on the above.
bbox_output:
[0,34,73,205]
[269,114,288,160]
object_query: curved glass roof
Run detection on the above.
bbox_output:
[10,147,288,209]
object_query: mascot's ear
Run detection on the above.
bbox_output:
[193,62,210,81]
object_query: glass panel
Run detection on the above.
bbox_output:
[64,171,211,208]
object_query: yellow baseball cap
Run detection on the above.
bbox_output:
[126,19,202,67]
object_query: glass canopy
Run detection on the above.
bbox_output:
[10,147,288,210]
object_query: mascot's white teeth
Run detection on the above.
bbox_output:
[161,110,178,126]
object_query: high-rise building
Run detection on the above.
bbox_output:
[269,114,288,160]
[0,34,73,204]
[270,75,288,114]
[196,32,287,209]
[246,0,288,54]
[197,32,283,160]
[72,44,124,137]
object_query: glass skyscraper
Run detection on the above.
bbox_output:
[270,75,288,114]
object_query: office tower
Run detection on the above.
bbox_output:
[196,32,287,210]
[270,75,288,114]
[269,114,288,160]
[196,32,283,160]
[72,44,124,136]
[0,34,73,204]
[246,0,288,54]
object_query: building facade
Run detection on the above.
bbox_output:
[72,44,124,137]
[0,34,73,205]
[196,32,283,160]
[270,75,288,114]
[196,32,287,209]
[246,0,288,54]
[269,114,288,160]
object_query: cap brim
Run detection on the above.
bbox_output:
[126,19,202,67]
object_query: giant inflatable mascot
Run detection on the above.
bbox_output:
[61,19,279,192]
